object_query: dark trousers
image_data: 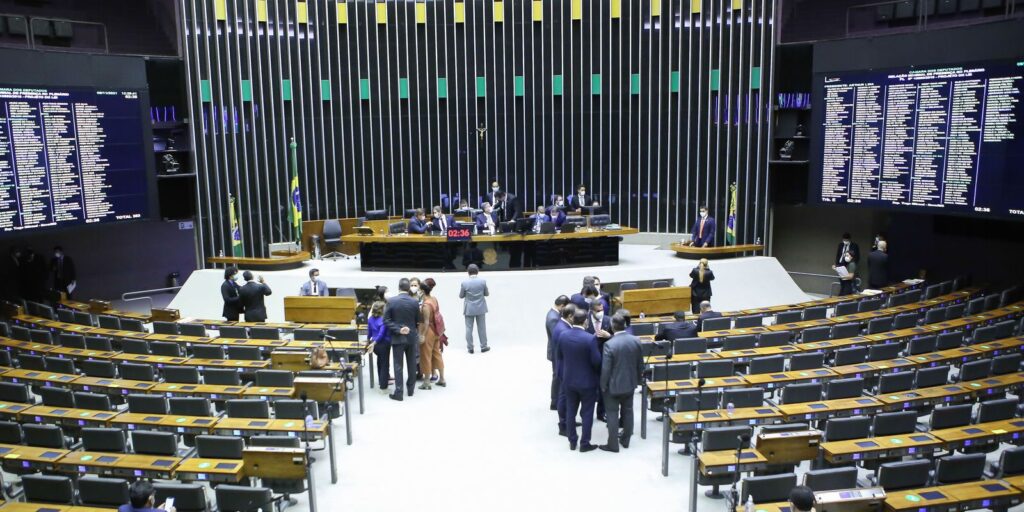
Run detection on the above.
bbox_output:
[373,342,391,389]
[840,278,854,295]
[565,386,597,447]
[390,343,418,398]
[604,392,635,450]
[550,361,560,408]
[596,388,605,418]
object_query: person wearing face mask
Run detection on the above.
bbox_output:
[409,277,423,301]
[221,266,244,321]
[688,259,714,314]
[591,276,612,313]
[427,205,454,234]
[299,268,328,296]
[569,185,591,212]
[835,252,857,295]
[476,202,498,234]
[835,232,860,265]
[408,208,429,234]
[530,205,551,232]
[548,196,567,228]
[50,246,76,298]
[493,191,521,222]
[587,300,612,423]
[689,205,716,247]
[570,284,600,311]
[483,180,503,207]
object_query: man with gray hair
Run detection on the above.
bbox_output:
[599,310,644,452]
[460,264,490,353]
[695,300,722,332]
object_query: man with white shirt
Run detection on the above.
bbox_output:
[568,185,591,212]
[299,268,328,296]
[427,205,454,234]
[475,202,498,234]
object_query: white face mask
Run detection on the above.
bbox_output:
[311,276,318,282]
[556,200,564,206]
[844,255,853,263]
[410,286,419,293]
[594,284,601,291]
[595,312,604,321]
[492,187,500,193]
[585,297,593,304]
[700,211,707,218]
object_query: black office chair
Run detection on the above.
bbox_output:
[923,284,943,300]
[119,362,156,381]
[923,307,947,325]
[58,333,85,348]
[930,404,973,429]
[722,388,762,408]
[803,467,858,492]
[132,431,179,456]
[215,485,277,512]
[250,327,280,340]
[204,368,242,386]
[801,326,832,343]
[674,390,721,413]
[698,426,752,498]
[824,377,864,400]
[39,387,75,407]
[733,315,764,328]
[834,302,859,317]
[179,323,208,337]
[127,394,169,414]
[169,397,212,417]
[831,322,861,340]
[219,326,249,339]
[875,459,932,490]
[44,356,75,374]
[722,335,757,351]
[121,338,151,354]
[989,446,1024,478]
[85,336,114,351]
[226,399,271,419]
[29,329,53,344]
[74,311,94,326]
[983,293,1001,311]
[81,427,128,453]
[748,356,785,375]
[155,484,210,512]
[255,370,294,387]
[164,366,201,384]
[74,392,112,411]
[673,338,708,354]
[293,328,324,341]
[192,344,227,359]
[915,365,950,388]
[9,325,29,341]
[196,435,245,459]
[789,352,825,371]
[893,312,920,329]
[781,383,822,404]
[966,297,986,315]
[858,299,883,312]
[945,304,966,320]
[389,221,407,235]
[651,364,692,382]
[871,411,917,436]
[742,474,798,504]
[0,382,33,403]
[695,360,734,379]
[57,308,75,323]
[934,453,986,484]
[802,306,828,321]
[877,372,914,394]
[959,359,991,382]
[866,316,893,334]
[152,321,179,335]
[823,416,871,441]
[0,421,22,444]
[701,317,731,332]
[322,219,345,258]
[80,359,117,378]
[150,341,182,357]
[79,477,131,508]
[228,345,262,361]
[757,331,790,348]
[18,353,46,370]
[22,474,75,504]
[775,311,802,324]
[24,424,68,448]
[630,323,657,336]
[905,335,937,355]
[274,399,319,420]
[833,347,867,366]
[977,397,1018,423]
[867,342,902,362]
[992,353,1022,375]
[121,319,146,332]
[97,315,121,330]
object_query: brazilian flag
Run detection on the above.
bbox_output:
[229,194,243,256]
[725,183,737,246]
[287,138,303,241]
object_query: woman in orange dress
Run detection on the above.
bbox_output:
[418,278,446,389]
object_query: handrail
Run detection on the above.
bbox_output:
[120,286,182,313]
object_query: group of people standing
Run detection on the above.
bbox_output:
[3,245,76,302]
[832,232,891,294]
[546,276,644,453]
[220,266,272,322]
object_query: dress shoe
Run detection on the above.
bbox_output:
[558,428,567,437]
[481,347,491,353]
[579,444,598,453]
[468,348,474,354]
[597,414,607,423]
[598,445,619,453]
[549,403,557,411]
[389,394,403,402]
[620,437,630,449]
[569,442,577,451]
[435,381,447,387]
[418,383,432,390]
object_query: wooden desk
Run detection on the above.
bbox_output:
[698,326,772,339]
[150,382,248,399]
[778,397,883,422]
[0,443,69,472]
[621,286,691,317]
[176,358,270,370]
[206,251,310,270]
[670,243,764,259]
[175,457,245,483]
[284,296,357,324]
[885,480,1022,512]
[110,353,190,367]
[717,344,800,363]
[109,412,219,435]
[47,346,120,361]
[240,386,294,399]
[931,418,1024,450]
[0,338,57,355]
[877,384,974,412]
[669,406,782,430]
[71,376,157,396]
[647,375,749,398]
[20,405,120,428]
[57,451,181,479]
[214,417,328,438]
[1,368,78,387]
[743,369,836,390]
[698,448,768,476]
[645,351,720,365]
[144,333,217,345]
[961,372,1024,397]
[0,401,31,420]
[821,433,941,464]
[768,318,835,332]
[210,337,289,348]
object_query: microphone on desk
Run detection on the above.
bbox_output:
[697,378,706,389]
[300,391,314,429]
[322,334,337,341]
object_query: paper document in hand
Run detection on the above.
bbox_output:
[67,281,77,294]
[834,266,850,278]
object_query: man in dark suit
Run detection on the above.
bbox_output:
[586,300,612,422]
[600,310,644,452]
[50,246,76,298]
[529,205,551,232]
[426,206,455,233]
[221,266,243,321]
[570,284,600,312]
[655,311,698,341]
[557,309,602,452]
[383,278,421,401]
[835,232,860,265]
[546,295,570,410]
[695,301,723,332]
[239,271,272,322]
[867,240,889,289]
[475,203,499,234]
[481,180,503,207]
[493,191,521,222]
[408,208,429,234]
[552,304,576,436]
[568,185,591,212]
[547,200,567,228]
[689,205,716,247]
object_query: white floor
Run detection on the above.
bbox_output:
[169,244,810,511]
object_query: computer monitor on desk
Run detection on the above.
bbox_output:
[513,218,535,233]
[590,214,611,228]
[365,209,388,221]
[580,205,605,216]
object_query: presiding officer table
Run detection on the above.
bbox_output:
[340,227,639,271]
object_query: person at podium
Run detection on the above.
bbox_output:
[299,268,328,296]
[689,205,716,247]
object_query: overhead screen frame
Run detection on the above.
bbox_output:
[809,57,1024,221]
[0,48,157,238]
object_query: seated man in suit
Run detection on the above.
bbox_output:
[558,308,602,452]
[689,205,716,247]
[548,196,567,228]
[299,268,328,296]
[655,311,698,340]
[529,205,551,233]
[568,184,591,212]
[427,205,455,233]
[695,300,723,332]
[408,208,429,234]
[475,202,498,234]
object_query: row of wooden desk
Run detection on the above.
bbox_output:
[736,479,1022,512]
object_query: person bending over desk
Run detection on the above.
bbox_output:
[656,311,698,340]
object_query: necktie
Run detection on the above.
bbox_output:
[441,217,446,231]
[313,282,317,295]
[699,218,705,238]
